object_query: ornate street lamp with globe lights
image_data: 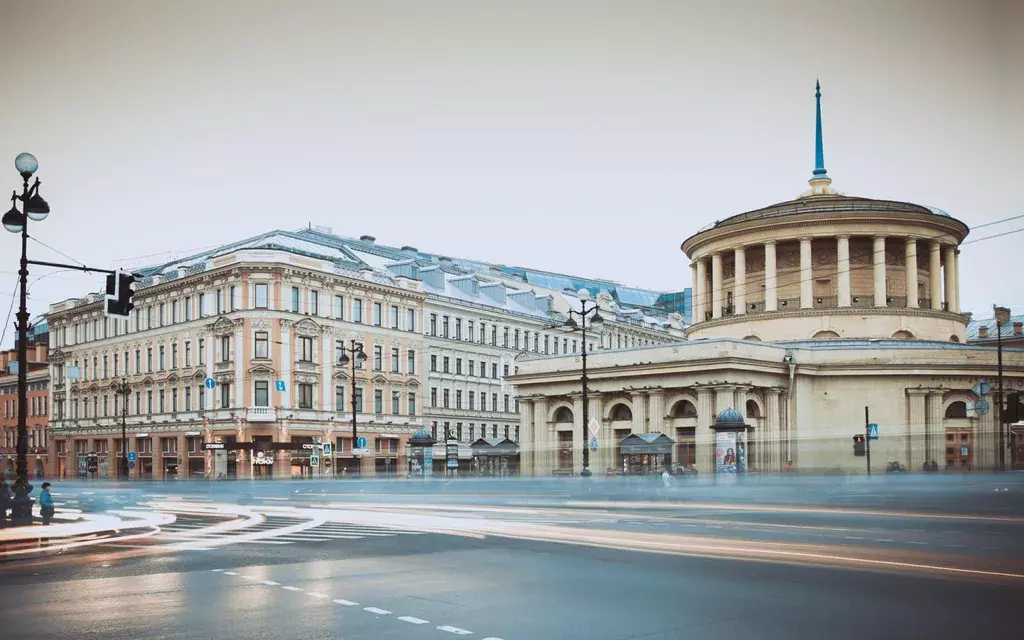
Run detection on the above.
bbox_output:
[561,289,605,477]
[337,341,368,466]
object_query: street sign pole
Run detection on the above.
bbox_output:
[864,406,871,477]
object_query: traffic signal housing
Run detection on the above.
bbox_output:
[104,270,137,318]
[1006,392,1021,424]
[853,434,866,456]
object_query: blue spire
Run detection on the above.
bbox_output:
[813,79,828,177]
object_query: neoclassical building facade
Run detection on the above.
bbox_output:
[512,84,1023,476]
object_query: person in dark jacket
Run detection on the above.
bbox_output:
[0,480,11,526]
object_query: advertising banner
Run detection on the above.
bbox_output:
[715,432,737,474]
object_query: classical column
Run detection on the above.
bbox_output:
[765,389,782,473]
[695,259,707,321]
[837,235,851,307]
[925,391,943,467]
[533,397,548,476]
[647,390,665,435]
[519,399,534,475]
[630,392,647,433]
[929,241,942,310]
[764,241,778,312]
[690,262,700,321]
[589,393,610,473]
[942,245,956,312]
[953,249,961,313]
[572,394,585,474]
[873,236,887,307]
[907,389,927,470]
[799,238,813,309]
[905,238,919,308]
[204,332,216,410]
[233,322,243,412]
[734,247,746,315]
[695,387,714,474]
[711,252,724,319]
[106,436,117,479]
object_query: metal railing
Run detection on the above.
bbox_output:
[851,295,874,308]
[813,296,837,308]
[887,296,907,309]
[777,298,800,309]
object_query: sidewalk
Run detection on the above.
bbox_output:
[0,508,175,556]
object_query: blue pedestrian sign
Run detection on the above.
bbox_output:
[127,451,137,462]
[275,380,286,392]
[310,456,320,466]
[867,423,879,440]
[322,443,333,456]
[355,436,367,449]
[204,377,217,390]
[589,437,599,452]
[972,379,992,397]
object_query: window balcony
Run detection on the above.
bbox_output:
[777,298,800,309]
[746,300,766,313]
[887,296,907,309]
[813,296,837,308]
[851,295,874,308]
[214,360,233,373]
[295,360,319,373]
[247,406,277,422]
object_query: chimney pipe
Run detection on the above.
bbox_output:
[979,326,989,338]
[1014,321,1023,336]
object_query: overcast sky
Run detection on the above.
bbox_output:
[0,0,1020,347]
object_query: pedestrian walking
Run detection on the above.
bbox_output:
[39,481,55,525]
[0,480,11,526]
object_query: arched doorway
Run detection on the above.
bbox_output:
[943,400,971,470]
[554,406,575,474]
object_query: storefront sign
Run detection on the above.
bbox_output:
[203,442,226,450]
[136,432,149,437]
[185,431,201,436]
[252,451,274,465]
[301,443,317,450]
[620,443,672,455]
[378,433,401,439]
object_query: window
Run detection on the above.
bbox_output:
[298,383,313,409]
[229,286,237,311]
[171,343,178,369]
[503,364,509,377]
[455,318,462,340]
[335,340,346,364]
[492,363,498,379]
[334,295,344,319]
[172,389,178,412]
[113,353,119,377]
[146,306,153,328]
[443,389,450,408]
[468,321,475,342]
[430,388,438,407]
[255,332,269,358]
[198,385,205,410]
[185,297,192,321]
[185,341,191,366]
[456,390,463,409]
[514,426,520,442]
[480,322,486,343]
[291,287,300,313]
[185,386,191,411]
[255,283,268,309]
[480,360,486,377]
[491,325,497,345]
[514,329,520,349]
[135,391,141,415]
[198,338,205,365]
[492,393,498,412]
[216,289,224,314]
[353,342,364,368]
[430,314,437,336]
[504,394,510,412]
[354,388,363,413]
[443,357,450,373]
[103,355,109,378]
[534,334,539,352]
[456,358,462,374]
[572,340,577,353]
[408,392,416,416]
[353,299,363,323]
[468,361,475,376]
[407,350,416,374]
[391,348,400,372]
[373,389,383,414]
[146,348,153,373]
[406,308,415,332]
[373,302,382,326]
[544,335,550,354]
[299,337,314,362]
[146,390,153,414]
[553,338,559,355]
[198,292,206,317]
[220,336,231,363]
[430,355,437,372]
[254,381,269,407]
[442,316,450,338]
[310,290,319,315]
[468,391,475,410]
[335,386,345,411]
[480,394,486,411]
[390,305,399,328]
[515,399,520,413]
[220,384,230,408]
[374,346,383,371]
[188,437,201,454]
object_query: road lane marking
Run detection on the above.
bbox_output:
[906,541,928,545]
[261,580,280,586]
[333,599,359,606]
[438,625,473,635]
[398,616,430,624]
[211,569,224,572]
[281,586,302,591]
[364,607,391,615]
[308,592,330,599]
[844,536,864,540]
[874,539,894,542]
[223,571,239,575]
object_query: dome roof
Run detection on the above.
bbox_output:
[714,407,745,426]
[412,428,431,440]
[706,195,945,231]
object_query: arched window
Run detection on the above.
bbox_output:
[610,404,632,421]
[811,330,840,339]
[891,330,914,340]
[670,400,697,418]
[554,406,574,423]
[746,400,760,419]
[743,335,761,342]
[944,401,967,419]
[949,335,961,343]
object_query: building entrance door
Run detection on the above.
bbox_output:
[945,428,972,470]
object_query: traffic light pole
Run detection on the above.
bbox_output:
[864,406,871,477]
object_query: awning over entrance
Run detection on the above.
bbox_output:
[470,437,521,456]
[618,432,674,455]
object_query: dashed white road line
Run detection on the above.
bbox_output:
[281,586,302,591]
[398,616,430,624]
[333,599,359,606]
[364,607,391,615]
[906,541,928,545]
[261,580,280,586]
[307,592,330,599]
[844,536,864,540]
[874,538,895,543]
[223,571,239,576]
[438,625,473,635]
[211,569,224,572]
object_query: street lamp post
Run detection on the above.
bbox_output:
[117,378,132,479]
[2,152,50,525]
[995,305,1010,471]
[562,289,605,478]
[337,341,367,470]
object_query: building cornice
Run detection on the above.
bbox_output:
[688,305,969,333]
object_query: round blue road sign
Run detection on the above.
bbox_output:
[355,436,367,449]
[204,377,216,390]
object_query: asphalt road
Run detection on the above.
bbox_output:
[2,474,1022,640]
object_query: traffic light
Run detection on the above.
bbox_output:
[104,269,137,318]
[853,434,866,456]
[1005,392,1021,423]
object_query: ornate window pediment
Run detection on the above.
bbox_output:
[211,316,238,337]
[142,376,154,387]
[49,348,67,363]
[193,369,207,381]
[294,317,321,337]
[248,364,276,380]
[372,374,389,385]
[295,372,318,384]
